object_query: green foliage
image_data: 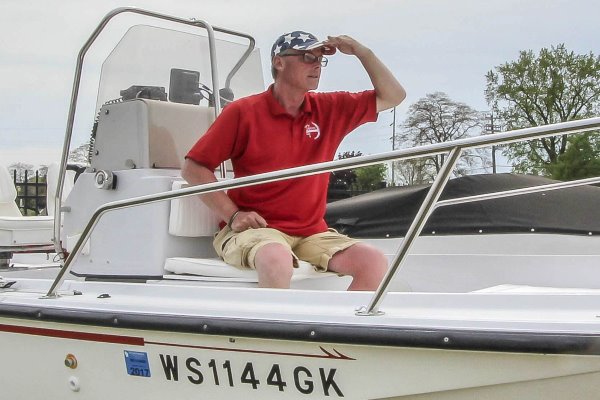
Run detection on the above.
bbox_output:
[545,132,600,180]
[354,164,387,191]
[328,151,387,199]
[486,44,600,174]
[330,151,362,189]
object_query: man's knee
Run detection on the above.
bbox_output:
[361,243,388,267]
[255,243,293,268]
[254,243,294,288]
[329,243,388,290]
[353,243,387,271]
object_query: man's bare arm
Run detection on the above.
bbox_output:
[181,158,267,231]
[326,35,406,112]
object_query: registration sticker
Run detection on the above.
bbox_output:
[124,350,151,377]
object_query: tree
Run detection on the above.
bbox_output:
[8,162,34,182]
[399,92,489,179]
[327,151,388,201]
[355,164,387,191]
[331,151,387,191]
[485,44,600,175]
[330,151,362,190]
[69,143,91,165]
[38,165,49,178]
[393,159,430,186]
[546,133,600,180]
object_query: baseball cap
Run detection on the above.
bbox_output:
[271,31,336,59]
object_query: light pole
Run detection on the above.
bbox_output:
[484,110,502,173]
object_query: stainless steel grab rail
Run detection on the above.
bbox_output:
[44,117,600,298]
[435,175,600,209]
[53,7,256,260]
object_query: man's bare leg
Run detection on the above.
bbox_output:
[328,243,387,291]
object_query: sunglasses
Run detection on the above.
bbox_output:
[279,52,328,67]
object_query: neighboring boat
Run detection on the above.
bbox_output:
[327,173,600,238]
[0,164,76,269]
[1,8,600,400]
[326,173,600,292]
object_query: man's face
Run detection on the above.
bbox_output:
[274,49,326,91]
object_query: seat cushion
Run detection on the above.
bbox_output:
[164,257,335,282]
[0,216,54,246]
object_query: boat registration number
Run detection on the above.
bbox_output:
[157,353,344,397]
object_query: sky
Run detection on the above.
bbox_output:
[1,0,599,169]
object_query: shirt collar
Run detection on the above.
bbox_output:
[266,84,312,117]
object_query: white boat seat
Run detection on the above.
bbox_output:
[0,165,52,250]
[164,257,337,282]
[0,164,73,252]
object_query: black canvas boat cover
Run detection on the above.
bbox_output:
[325,174,600,238]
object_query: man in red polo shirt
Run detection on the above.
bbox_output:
[183,31,405,290]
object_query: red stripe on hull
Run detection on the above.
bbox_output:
[0,323,145,346]
[0,324,353,360]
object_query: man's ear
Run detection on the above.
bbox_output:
[272,56,284,73]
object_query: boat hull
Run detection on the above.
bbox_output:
[2,317,600,399]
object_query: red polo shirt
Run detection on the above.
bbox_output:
[186,86,377,236]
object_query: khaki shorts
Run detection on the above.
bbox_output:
[213,227,359,271]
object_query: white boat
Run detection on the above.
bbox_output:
[1,7,600,399]
[0,163,77,269]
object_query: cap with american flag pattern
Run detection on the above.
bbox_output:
[271,31,336,59]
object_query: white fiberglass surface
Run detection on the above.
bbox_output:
[3,279,600,333]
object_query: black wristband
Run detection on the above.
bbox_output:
[227,210,241,229]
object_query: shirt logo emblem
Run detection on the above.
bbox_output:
[304,122,321,140]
